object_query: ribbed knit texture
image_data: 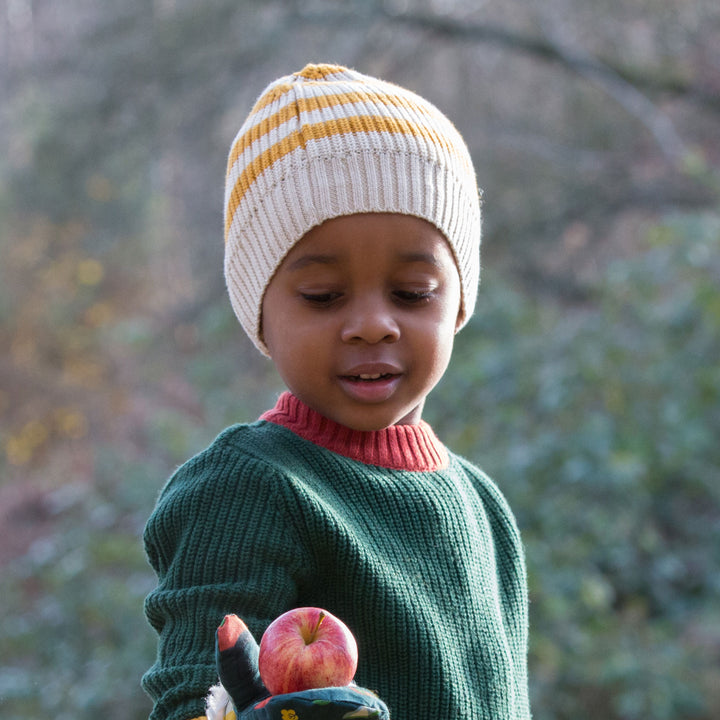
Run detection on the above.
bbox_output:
[261,392,448,471]
[142,395,530,720]
[223,63,482,355]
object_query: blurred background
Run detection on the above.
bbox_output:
[1,1,719,718]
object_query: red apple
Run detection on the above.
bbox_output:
[258,607,358,695]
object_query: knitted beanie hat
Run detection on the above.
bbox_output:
[224,63,482,355]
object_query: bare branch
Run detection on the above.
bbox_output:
[352,6,720,116]
[528,1,687,164]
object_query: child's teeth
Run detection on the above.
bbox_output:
[359,374,381,380]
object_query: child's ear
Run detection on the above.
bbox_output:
[454,306,464,333]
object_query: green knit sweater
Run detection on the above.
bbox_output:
[142,393,530,720]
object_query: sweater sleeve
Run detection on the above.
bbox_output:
[141,431,312,720]
[456,455,530,716]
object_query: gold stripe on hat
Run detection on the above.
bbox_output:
[247,82,295,116]
[225,114,458,240]
[294,64,348,80]
[245,66,351,119]
[227,89,442,173]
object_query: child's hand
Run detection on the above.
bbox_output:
[212,614,389,719]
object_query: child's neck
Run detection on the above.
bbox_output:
[260,392,448,471]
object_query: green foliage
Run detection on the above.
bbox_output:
[427,211,720,720]
[0,452,159,720]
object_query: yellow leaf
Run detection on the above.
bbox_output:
[77,259,104,286]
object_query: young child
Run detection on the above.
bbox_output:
[142,63,530,720]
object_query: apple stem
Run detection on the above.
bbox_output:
[308,611,326,644]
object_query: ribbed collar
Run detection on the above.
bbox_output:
[260,392,448,471]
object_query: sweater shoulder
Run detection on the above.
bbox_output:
[449,452,510,503]
[156,420,289,496]
[143,421,298,570]
[446,452,523,537]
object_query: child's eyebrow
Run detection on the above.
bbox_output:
[286,254,338,271]
[286,251,443,272]
[398,252,443,267]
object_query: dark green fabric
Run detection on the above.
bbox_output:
[142,419,530,720]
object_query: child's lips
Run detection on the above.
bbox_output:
[338,364,403,402]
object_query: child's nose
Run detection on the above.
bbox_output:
[340,300,400,344]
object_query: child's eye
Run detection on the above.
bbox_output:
[300,292,341,305]
[394,290,433,304]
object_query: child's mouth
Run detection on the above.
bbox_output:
[339,372,401,402]
[351,373,395,381]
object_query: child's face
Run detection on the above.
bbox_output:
[261,213,463,431]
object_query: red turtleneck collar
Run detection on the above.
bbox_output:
[260,392,448,471]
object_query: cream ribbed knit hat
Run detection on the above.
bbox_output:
[224,63,482,355]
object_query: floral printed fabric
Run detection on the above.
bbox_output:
[237,687,389,720]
